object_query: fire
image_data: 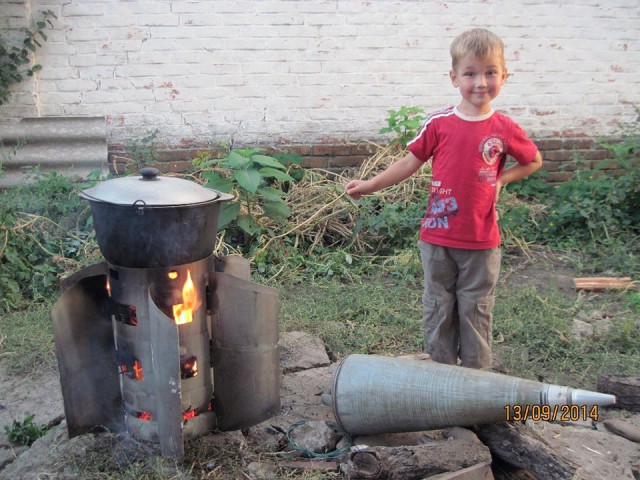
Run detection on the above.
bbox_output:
[120,359,144,381]
[182,409,197,421]
[172,270,199,325]
[180,356,198,379]
[138,411,152,421]
[133,360,143,381]
[106,279,111,297]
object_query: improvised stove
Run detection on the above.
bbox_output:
[51,168,281,458]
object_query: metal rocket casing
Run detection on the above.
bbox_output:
[329,354,616,435]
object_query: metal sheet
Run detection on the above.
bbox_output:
[0,117,107,189]
[209,272,281,431]
[51,270,124,437]
[149,288,184,458]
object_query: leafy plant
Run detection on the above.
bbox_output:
[379,106,427,146]
[0,9,56,105]
[193,148,299,245]
[497,110,640,274]
[4,414,49,446]
[0,169,97,311]
[353,195,427,254]
[123,129,160,172]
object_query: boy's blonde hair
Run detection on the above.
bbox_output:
[450,29,505,70]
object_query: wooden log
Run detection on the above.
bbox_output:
[596,374,640,412]
[573,277,633,291]
[341,439,491,480]
[474,422,578,480]
[603,418,640,443]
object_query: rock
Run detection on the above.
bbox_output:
[280,331,330,374]
[0,447,18,471]
[286,420,341,455]
[246,460,278,479]
[572,318,594,341]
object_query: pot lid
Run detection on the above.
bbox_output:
[79,168,233,206]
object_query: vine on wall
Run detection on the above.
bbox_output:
[0,9,56,105]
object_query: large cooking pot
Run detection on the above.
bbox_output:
[79,168,234,268]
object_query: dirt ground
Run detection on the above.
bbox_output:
[1,251,639,479]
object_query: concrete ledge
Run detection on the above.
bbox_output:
[0,116,108,188]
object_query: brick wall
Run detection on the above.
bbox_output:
[2,0,639,179]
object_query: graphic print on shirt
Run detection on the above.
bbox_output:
[478,135,505,184]
[422,181,458,230]
[481,136,504,165]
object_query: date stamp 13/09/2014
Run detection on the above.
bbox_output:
[504,404,600,422]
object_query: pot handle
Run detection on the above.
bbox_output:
[132,199,147,214]
[140,167,160,180]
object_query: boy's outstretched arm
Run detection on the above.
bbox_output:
[495,152,543,201]
[345,152,423,200]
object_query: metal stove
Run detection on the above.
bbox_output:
[51,169,280,458]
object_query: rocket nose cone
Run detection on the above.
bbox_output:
[571,389,616,407]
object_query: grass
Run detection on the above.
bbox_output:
[0,301,57,375]
[279,276,423,360]
[1,250,638,390]
[493,285,640,389]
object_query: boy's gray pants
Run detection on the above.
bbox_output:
[418,240,501,369]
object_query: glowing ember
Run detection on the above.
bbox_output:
[138,411,152,421]
[120,359,144,381]
[180,356,198,379]
[106,279,111,297]
[182,409,197,421]
[133,360,143,381]
[172,270,199,325]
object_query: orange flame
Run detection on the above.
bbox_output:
[172,270,199,325]
[106,279,111,297]
[133,360,143,381]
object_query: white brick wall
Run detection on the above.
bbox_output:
[1,0,639,149]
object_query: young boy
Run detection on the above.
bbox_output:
[345,28,542,369]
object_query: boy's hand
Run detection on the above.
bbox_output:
[494,179,503,204]
[345,179,371,200]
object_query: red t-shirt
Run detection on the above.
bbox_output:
[408,106,539,249]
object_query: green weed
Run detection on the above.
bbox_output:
[4,414,49,446]
[0,170,98,311]
[124,129,160,171]
[379,106,427,146]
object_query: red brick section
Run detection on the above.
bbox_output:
[108,137,623,184]
[533,137,618,183]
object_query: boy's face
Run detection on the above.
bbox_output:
[450,52,507,116]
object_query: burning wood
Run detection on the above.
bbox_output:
[180,356,198,379]
[172,270,199,324]
[182,409,198,421]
